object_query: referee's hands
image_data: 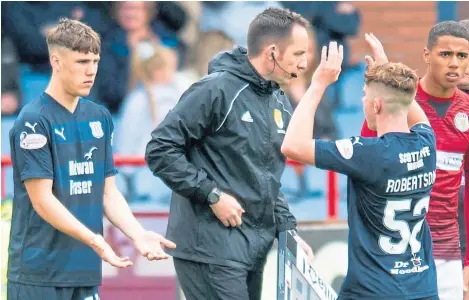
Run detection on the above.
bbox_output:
[89,234,133,268]
[210,192,245,227]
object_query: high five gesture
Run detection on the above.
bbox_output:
[312,41,344,88]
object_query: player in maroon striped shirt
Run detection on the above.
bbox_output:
[361,22,469,300]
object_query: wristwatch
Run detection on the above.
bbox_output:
[207,188,222,205]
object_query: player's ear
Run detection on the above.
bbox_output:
[266,44,277,61]
[373,97,381,114]
[50,52,61,72]
[423,47,430,65]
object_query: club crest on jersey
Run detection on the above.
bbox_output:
[89,121,104,139]
[454,112,469,132]
[273,109,284,129]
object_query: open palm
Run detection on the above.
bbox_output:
[312,41,344,87]
[133,231,177,261]
[364,33,389,67]
[90,234,133,268]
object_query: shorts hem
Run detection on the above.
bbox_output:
[8,277,101,288]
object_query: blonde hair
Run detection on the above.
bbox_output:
[365,62,418,113]
[130,42,176,124]
[47,17,100,54]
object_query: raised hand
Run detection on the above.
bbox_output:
[364,33,389,67]
[311,41,344,87]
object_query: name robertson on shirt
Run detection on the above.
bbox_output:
[386,171,436,193]
[386,146,435,193]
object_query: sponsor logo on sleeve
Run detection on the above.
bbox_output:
[335,138,354,159]
[19,132,47,150]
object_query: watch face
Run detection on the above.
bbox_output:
[208,191,219,204]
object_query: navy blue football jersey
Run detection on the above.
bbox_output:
[8,92,117,287]
[315,123,438,299]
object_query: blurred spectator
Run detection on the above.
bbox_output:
[200,1,283,48]
[115,42,191,200]
[2,1,111,72]
[82,1,188,38]
[156,2,188,34]
[1,34,22,116]
[180,30,234,83]
[95,1,186,114]
[177,1,202,52]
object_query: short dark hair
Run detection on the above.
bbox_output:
[427,21,469,49]
[247,7,310,57]
[47,18,101,54]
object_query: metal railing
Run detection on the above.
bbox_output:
[1,155,339,220]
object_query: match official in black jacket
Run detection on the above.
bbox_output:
[145,7,314,300]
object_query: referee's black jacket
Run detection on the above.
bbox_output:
[145,46,297,270]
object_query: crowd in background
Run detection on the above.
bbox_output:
[1,1,361,201]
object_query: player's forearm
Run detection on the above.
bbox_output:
[103,188,145,242]
[281,83,327,164]
[31,192,96,246]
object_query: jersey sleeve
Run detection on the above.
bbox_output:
[315,136,381,182]
[103,109,118,177]
[11,111,54,181]
[410,123,436,145]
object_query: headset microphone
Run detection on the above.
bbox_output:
[271,53,297,78]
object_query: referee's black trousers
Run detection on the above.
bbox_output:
[174,258,264,300]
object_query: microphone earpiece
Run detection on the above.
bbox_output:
[271,52,297,79]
